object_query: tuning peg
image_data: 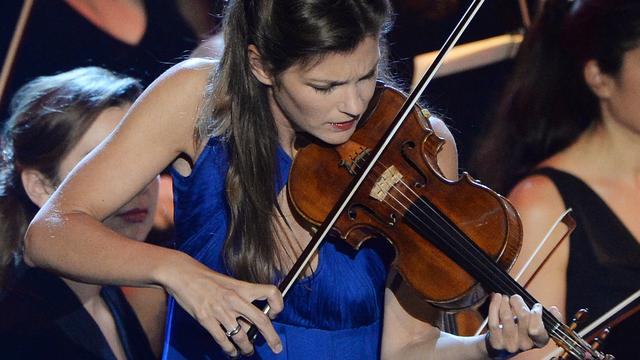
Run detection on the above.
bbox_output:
[557,309,590,360]
[591,327,611,351]
[568,308,589,331]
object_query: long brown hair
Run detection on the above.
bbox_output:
[196,0,393,283]
[471,0,640,194]
[0,67,141,287]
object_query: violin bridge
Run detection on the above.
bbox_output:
[370,165,403,202]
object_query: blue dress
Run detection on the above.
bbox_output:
[165,137,390,359]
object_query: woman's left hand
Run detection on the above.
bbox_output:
[486,293,561,356]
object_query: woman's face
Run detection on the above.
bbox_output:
[599,46,640,134]
[57,105,159,241]
[269,36,381,146]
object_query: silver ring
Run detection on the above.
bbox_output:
[225,323,242,337]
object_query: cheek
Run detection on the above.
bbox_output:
[279,88,331,124]
[102,216,127,235]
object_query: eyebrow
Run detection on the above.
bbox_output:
[307,61,379,86]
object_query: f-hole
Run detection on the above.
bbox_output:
[400,141,428,188]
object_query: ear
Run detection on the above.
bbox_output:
[583,59,614,99]
[21,169,55,208]
[248,45,274,86]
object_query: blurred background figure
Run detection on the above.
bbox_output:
[387,0,528,168]
[1,0,226,253]
[0,67,164,359]
[1,0,224,123]
[472,0,640,358]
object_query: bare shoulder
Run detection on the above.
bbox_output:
[509,174,566,225]
[116,58,217,158]
[155,57,217,85]
[141,57,216,114]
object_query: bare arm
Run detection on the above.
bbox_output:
[122,287,167,358]
[508,175,570,359]
[24,58,284,357]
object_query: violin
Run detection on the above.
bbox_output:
[287,82,610,360]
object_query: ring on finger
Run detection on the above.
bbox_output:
[225,323,242,337]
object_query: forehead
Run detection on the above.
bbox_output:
[59,105,129,173]
[288,37,381,80]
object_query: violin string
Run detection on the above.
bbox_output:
[384,167,593,358]
[356,162,589,358]
[357,162,592,357]
[379,180,585,357]
[378,166,591,357]
[364,161,527,300]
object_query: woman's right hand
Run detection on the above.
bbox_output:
[159,253,284,357]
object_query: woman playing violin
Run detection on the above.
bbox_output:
[25,1,555,358]
[473,0,640,358]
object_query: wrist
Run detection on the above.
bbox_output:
[151,248,192,291]
[484,332,517,360]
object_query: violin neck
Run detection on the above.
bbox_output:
[405,197,605,360]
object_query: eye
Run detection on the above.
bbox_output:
[362,68,378,81]
[312,85,336,94]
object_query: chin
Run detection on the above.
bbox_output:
[317,130,356,145]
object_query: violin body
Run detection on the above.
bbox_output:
[288,83,521,309]
[442,309,485,336]
[285,82,611,359]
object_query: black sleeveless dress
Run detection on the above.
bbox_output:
[0,267,155,359]
[531,168,640,359]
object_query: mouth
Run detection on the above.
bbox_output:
[329,118,358,131]
[116,208,149,223]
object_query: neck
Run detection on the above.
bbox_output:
[576,116,640,186]
[62,277,103,305]
[269,90,297,157]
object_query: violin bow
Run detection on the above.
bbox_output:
[0,0,35,109]
[411,0,531,84]
[474,208,576,335]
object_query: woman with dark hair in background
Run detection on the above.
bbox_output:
[25,1,556,358]
[472,0,640,358]
[0,67,162,359]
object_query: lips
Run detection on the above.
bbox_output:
[116,208,149,223]
[329,119,357,131]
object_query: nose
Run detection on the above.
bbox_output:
[338,84,366,117]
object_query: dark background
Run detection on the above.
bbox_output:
[1,0,539,170]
